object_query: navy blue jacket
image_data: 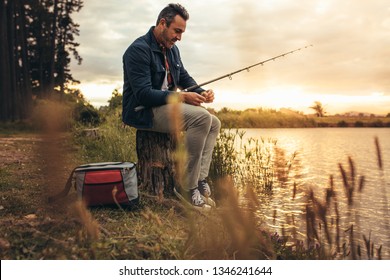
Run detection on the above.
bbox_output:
[122,27,204,128]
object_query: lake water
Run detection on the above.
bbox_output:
[237,128,390,259]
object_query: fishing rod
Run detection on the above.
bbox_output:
[185,44,313,92]
[135,44,312,111]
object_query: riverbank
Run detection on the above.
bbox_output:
[0,132,277,260]
[1,127,387,260]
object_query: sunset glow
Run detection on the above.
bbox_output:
[71,0,390,115]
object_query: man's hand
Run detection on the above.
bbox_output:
[180,92,206,106]
[201,89,215,103]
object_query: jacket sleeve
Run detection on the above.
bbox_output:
[123,43,170,107]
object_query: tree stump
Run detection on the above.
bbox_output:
[136,130,179,197]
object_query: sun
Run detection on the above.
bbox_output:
[73,82,122,108]
[212,86,313,113]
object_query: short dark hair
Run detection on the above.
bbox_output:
[156,3,189,26]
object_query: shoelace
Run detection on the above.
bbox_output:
[191,189,205,206]
[198,180,211,196]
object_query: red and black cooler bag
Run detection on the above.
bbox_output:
[73,162,138,207]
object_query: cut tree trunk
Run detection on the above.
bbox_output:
[136,130,180,197]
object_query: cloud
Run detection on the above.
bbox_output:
[70,0,390,113]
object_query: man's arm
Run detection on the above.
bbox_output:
[123,43,171,108]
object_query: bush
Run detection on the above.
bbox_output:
[354,121,364,127]
[337,120,348,127]
[75,109,137,162]
[73,102,101,126]
[370,120,384,127]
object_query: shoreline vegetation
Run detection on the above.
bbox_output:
[210,107,390,128]
[1,106,390,135]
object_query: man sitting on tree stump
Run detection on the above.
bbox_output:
[122,3,221,210]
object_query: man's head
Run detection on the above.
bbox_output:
[154,3,189,49]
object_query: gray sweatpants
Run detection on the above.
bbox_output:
[149,103,221,191]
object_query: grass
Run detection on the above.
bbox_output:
[1,104,389,260]
[73,110,137,163]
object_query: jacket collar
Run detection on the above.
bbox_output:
[146,26,162,53]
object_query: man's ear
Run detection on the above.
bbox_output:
[159,18,167,27]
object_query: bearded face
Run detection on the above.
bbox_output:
[159,15,186,49]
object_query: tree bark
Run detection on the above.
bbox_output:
[7,0,17,120]
[18,1,33,118]
[136,130,180,197]
[0,0,11,121]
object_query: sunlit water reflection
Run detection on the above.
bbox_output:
[237,128,390,259]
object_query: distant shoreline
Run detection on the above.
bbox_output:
[208,107,390,128]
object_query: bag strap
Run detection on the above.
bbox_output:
[47,167,76,203]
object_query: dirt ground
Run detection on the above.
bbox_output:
[0,133,84,259]
[0,132,189,260]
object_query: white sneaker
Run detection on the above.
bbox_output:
[174,187,211,211]
[198,180,216,207]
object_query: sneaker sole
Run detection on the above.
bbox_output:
[173,188,212,212]
[200,194,216,207]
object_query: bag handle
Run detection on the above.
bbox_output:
[47,167,76,203]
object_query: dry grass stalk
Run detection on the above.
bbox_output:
[186,177,275,259]
[305,193,319,248]
[308,189,332,246]
[334,200,341,253]
[339,163,354,205]
[292,182,297,199]
[363,233,373,259]
[374,137,390,253]
[374,137,383,170]
[112,186,125,213]
[167,93,187,190]
[167,92,183,142]
[72,201,100,241]
[348,156,356,188]
[358,175,365,192]
[141,208,163,227]
[377,245,382,260]
[349,224,357,260]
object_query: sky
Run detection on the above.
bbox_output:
[70,0,390,115]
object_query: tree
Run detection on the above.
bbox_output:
[310,101,327,117]
[0,0,33,121]
[28,0,83,98]
[0,0,83,122]
[108,89,122,110]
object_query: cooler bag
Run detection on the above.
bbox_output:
[49,162,138,207]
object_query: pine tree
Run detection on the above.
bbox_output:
[0,0,83,121]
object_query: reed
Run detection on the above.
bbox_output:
[374,137,390,253]
[207,129,388,259]
[299,138,389,259]
[209,129,299,193]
